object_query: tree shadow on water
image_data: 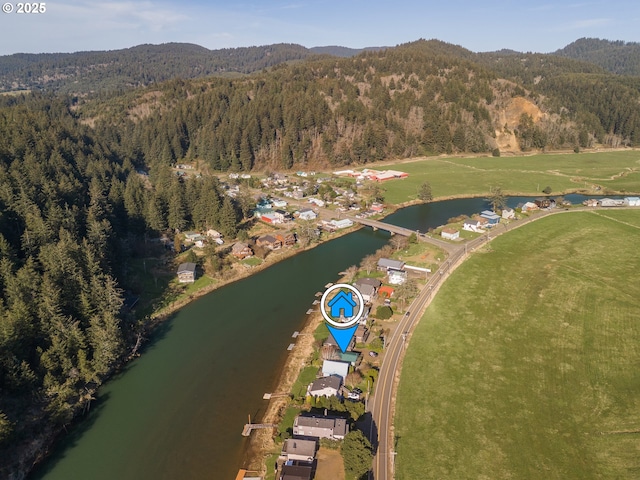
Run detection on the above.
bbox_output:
[28,392,111,479]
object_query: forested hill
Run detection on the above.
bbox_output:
[555,38,640,76]
[0,93,244,477]
[78,38,640,175]
[0,43,313,94]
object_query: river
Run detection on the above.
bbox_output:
[30,194,604,480]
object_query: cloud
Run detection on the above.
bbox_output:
[561,17,612,30]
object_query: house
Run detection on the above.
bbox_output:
[328,291,357,318]
[441,227,460,240]
[534,198,551,208]
[177,263,197,283]
[328,219,354,230]
[354,278,381,302]
[231,242,253,259]
[184,231,203,243]
[308,375,342,397]
[322,360,350,381]
[280,439,316,463]
[522,201,538,212]
[583,198,598,207]
[206,229,222,238]
[354,283,375,302]
[256,234,282,250]
[624,196,640,206]
[480,210,500,226]
[502,207,515,219]
[355,325,369,344]
[377,258,405,272]
[462,219,483,233]
[260,212,280,224]
[292,190,305,200]
[388,269,407,285]
[308,198,325,208]
[371,202,384,213]
[276,232,296,247]
[272,199,288,208]
[298,209,317,221]
[600,198,621,207]
[274,210,291,223]
[279,464,313,480]
[293,414,348,440]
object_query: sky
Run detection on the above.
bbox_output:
[0,0,639,56]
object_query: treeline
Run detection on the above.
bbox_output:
[555,37,640,76]
[0,93,243,477]
[0,43,312,94]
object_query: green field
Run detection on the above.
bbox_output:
[395,211,640,479]
[380,150,640,204]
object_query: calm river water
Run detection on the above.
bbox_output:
[31,194,600,480]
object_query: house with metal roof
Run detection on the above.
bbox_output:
[293,414,348,440]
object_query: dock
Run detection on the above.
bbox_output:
[306,309,315,314]
[287,343,295,350]
[241,423,276,436]
[324,283,333,288]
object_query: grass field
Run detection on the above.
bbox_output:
[395,211,640,479]
[380,150,640,204]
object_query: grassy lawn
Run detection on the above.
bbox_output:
[381,150,640,204]
[291,366,319,399]
[395,211,640,479]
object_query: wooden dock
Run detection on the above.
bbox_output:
[241,423,276,436]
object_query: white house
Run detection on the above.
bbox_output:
[272,199,288,208]
[502,207,515,219]
[624,197,640,206]
[299,209,318,221]
[321,360,350,381]
[308,198,325,208]
[206,229,222,238]
[441,227,460,240]
[329,219,354,230]
[462,220,483,233]
[308,375,342,397]
[388,269,407,285]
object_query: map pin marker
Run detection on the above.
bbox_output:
[320,284,365,353]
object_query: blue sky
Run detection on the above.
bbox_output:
[0,0,639,55]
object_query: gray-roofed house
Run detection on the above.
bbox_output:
[279,464,313,480]
[355,283,376,302]
[308,375,342,397]
[177,263,197,283]
[279,439,317,463]
[377,258,405,272]
[293,414,348,440]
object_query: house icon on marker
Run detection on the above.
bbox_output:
[327,291,357,318]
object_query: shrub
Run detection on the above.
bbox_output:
[375,305,393,319]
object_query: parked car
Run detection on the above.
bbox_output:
[369,351,378,357]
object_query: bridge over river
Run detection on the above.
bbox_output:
[344,215,458,253]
